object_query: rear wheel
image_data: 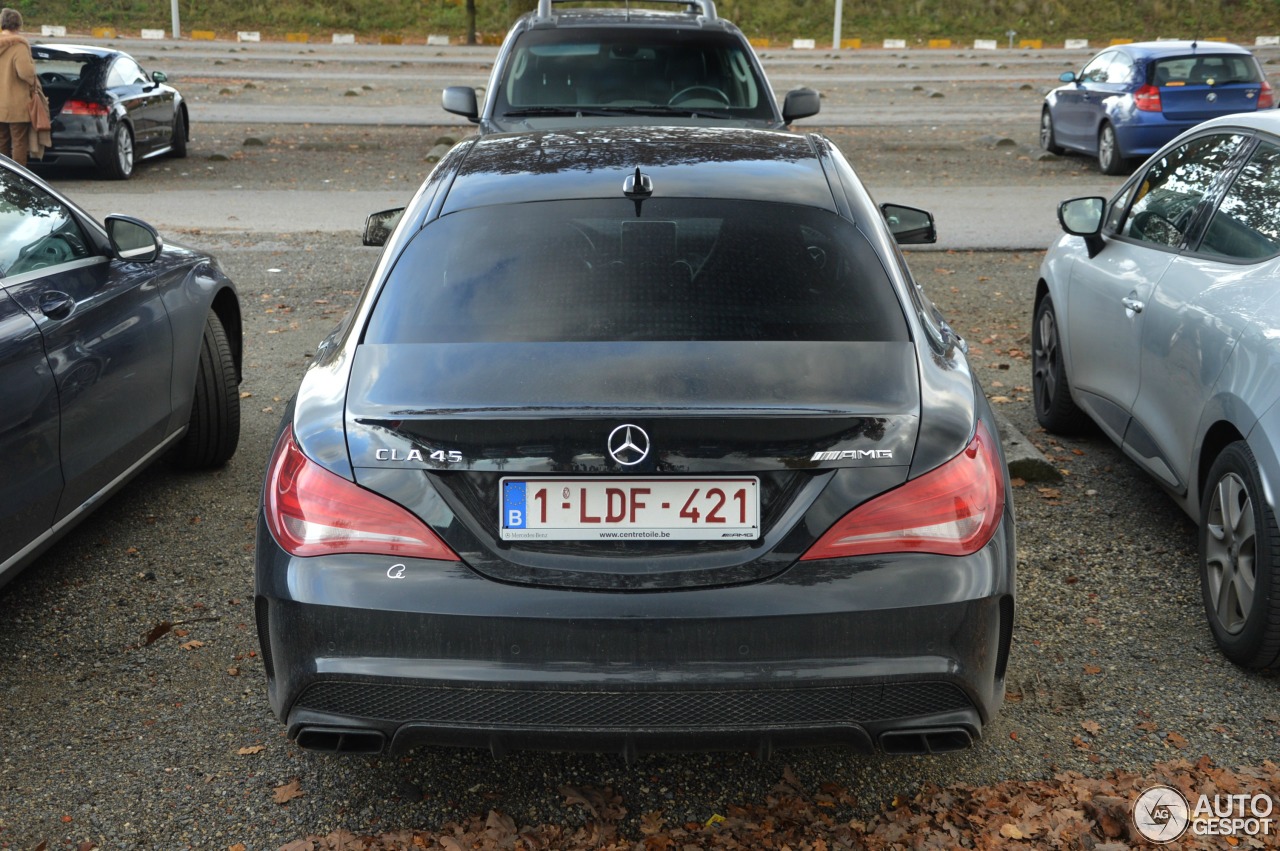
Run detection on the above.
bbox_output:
[171,311,240,469]
[170,109,188,158]
[104,122,134,180]
[1199,441,1280,671]
[1039,109,1064,155]
[1032,295,1090,434]
[1097,122,1127,175]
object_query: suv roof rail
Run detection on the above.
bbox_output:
[535,0,718,22]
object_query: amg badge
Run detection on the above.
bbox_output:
[811,449,894,462]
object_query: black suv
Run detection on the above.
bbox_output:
[442,0,820,133]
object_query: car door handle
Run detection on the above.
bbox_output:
[38,290,75,320]
[1122,297,1144,314]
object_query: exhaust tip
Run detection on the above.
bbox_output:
[879,726,973,755]
[295,726,386,754]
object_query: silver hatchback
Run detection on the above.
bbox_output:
[1033,110,1280,670]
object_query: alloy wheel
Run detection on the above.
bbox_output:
[1204,471,1257,635]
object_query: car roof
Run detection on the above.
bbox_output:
[31,43,118,60]
[1112,40,1254,59]
[438,126,835,215]
[1193,108,1280,135]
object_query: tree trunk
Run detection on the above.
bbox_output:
[466,0,477,45]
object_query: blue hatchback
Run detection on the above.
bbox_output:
[1041,41,1274,174]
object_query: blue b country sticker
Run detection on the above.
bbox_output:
[503,481,527,529]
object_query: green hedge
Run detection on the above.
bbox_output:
[12,0,1274,43]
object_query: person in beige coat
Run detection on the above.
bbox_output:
[0,7,37,166]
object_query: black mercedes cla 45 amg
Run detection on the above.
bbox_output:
[255,126,1016,758]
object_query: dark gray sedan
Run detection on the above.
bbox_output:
[0,158,241,588]
[256,126,1015,759]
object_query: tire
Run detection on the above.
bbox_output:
[170,109,188,158]
[1039,109,1064,155]
[1031,295,1091,434]
[1199,442,1280,671]
[1097,122,1127,175]
[104,122,134,180]
[171,312,240,470]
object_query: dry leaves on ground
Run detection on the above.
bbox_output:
[275,757,1279,850]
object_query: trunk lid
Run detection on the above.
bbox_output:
[344,340,921,590]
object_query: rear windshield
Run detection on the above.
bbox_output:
[494,27,773,119]
[1151,54,1261,86]
[363,199,910,344]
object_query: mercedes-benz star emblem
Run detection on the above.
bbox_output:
[607,424,650,466]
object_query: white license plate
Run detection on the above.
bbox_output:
[500,477,760,541]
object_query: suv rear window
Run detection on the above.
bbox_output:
[494,27,772,119]
[363,199,909,344]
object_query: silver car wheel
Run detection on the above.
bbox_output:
[1033,304,1062,414]
[1204,471,1257,635]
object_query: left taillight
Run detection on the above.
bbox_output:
[1258,80,1275,110]
[264,426,460,560]
[801,421,1005,560]
[1133,84,1162,112]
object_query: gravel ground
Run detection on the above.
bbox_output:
[1,121,1277,848]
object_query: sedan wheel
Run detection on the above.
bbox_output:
[171,311,240,469]
[1200,441,1280,670]
[1097,123,1126,175]
[1039,110,1063,155]
[1031,295,1089,434]
[105,123,134,180]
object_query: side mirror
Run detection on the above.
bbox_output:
[782,88,821,123]
[442,86,480,122]
[151,70,168,84]
[1057,197,1105,236]
[363,208,405,247]
[106,215,161,262]
[1058,196,1106,257]
[1059,71,1077,83]
[881,203,937,245]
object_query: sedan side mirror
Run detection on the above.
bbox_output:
[1059,71,1077,83]
[363,208,405,247]
[106,215,161,262]
[881,203,937,245]
[782,88,821,123]
[151,70,168,84]
[442,86,480,122]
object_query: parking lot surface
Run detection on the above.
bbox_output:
[1,45,1278,848]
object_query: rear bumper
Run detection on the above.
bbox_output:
[254,509,1015,756]
[31,117,113,170]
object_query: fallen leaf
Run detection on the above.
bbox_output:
[999,823,1025,839]
[238,745,265,755]
[142,621,173,646]
[180,640,205,651]
[1083,664,1102,675]
[1167,731,1189,748]
[1082,720,1102,734]
[273,779,304,804]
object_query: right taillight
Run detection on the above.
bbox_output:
[263,426,459,561]
[1258,80,1275,110]
[1134,84,1162,112]
[60,100,109,116]
[800,421,1005,560]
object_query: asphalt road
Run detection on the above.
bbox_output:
[2,37,1278,850]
